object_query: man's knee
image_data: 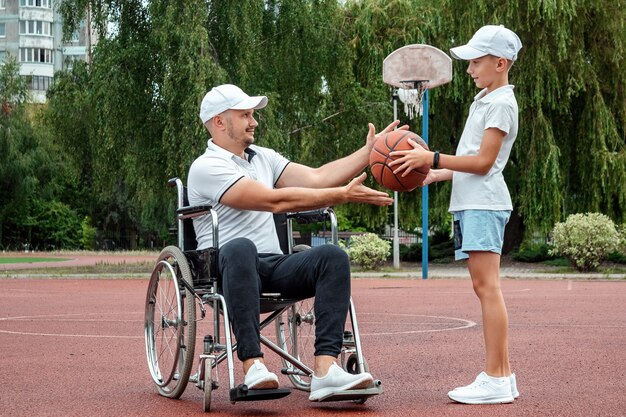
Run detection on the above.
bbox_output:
[220,237,258,261]
[219,238,259,282]
[313,244,350,276]
[317,244,349,262]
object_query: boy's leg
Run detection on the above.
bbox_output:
[467,250,511,377]
[448,210,515,404]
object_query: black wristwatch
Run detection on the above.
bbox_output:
[433,150,440,169]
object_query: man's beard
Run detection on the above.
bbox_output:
[227,124,254,147]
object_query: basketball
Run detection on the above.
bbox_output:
[369,130,430,192]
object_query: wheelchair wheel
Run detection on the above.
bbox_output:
[203,360,212,412]
[343,353,370,405]
[275,298,315,391]
[343,352,370,374]
[144,246,196,399]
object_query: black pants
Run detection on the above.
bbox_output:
[219,237,351,361]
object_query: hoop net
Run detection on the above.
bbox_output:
[399,81,428,119]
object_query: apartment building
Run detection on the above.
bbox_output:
[0,0,94,102]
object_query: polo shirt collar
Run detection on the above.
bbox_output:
[207,138,256,162]
[245,147,257,162]
[474,84,515,104]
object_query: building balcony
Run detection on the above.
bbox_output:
[19,34,53,49]
[19,62,53,77]
[19,8,53,22]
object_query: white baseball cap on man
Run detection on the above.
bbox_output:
[199,84,268,123]
[450,25,522,62]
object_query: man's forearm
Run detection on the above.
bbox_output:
[311,145,370,187]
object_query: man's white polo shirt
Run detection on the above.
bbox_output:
[449,85,519,212]
[187,139,290,253]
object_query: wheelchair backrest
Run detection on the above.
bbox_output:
[173,179,289,254]
[181,187,199,252]
[273,213,289,255]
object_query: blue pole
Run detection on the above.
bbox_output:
[421,89,429,279]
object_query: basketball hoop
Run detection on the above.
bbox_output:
[398,81,428,119]
[382,44,453,275]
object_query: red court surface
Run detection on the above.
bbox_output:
[1,276,625,417]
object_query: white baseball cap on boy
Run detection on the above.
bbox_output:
[450,25,522,61]
[199,84,268,123]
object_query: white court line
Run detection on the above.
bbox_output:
[0,312,144,339]
[356,313,476,336]
[0,312,476,339]
[0,330,142,339]
[0,312,142,321]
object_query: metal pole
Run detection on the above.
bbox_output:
[392,89,400,269]
[421,89,429,279]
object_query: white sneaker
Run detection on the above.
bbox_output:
[448,371,514,404]
[309,362,373,401]
[510,373,519,399]
[244,360,279,389]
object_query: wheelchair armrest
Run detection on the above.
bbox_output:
[286,209,330,225]
[176,205,213,220]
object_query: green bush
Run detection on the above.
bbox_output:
[25,199,82,250]
[81,216,96,250]
[400,243,422,262]
[550,213,620,272]
[430,239,454,260]
[511,242,557,262]
[348,233,390,270]
[399,237,454,263]
[607,224,626,264]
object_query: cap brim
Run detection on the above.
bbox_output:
[449,45,487,60]
[231,96,268,111]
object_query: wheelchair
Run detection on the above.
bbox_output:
[144,177,382,412]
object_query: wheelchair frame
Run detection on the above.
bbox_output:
[144,177,382,412]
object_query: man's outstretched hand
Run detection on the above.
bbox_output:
[344,173,393,206]
[366,120,410,150]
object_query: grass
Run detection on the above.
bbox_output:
[2,260,154,276]
[2,251,624,278]
[0,257,70,264]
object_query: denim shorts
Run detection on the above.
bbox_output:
[452,210,511,261]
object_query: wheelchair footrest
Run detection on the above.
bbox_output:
[229,384,291,402]
[314,380,383,402]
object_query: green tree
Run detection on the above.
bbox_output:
[0,56,54,247]
[48,0,626,250]
[437,0,626,240]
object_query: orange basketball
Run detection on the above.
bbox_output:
[369,130,430,192]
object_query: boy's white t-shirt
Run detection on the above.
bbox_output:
[449,85,519,212]
[187,139,290,253]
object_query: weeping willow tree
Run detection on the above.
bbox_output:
[437,0,626,241]
[48,0,626,247]
[55,0,224,243]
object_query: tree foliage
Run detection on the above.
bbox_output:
[13,0,624,250]
[0,57,60,247]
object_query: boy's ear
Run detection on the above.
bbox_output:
[496,57,509,72]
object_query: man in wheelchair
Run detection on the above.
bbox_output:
[187,84,399,401]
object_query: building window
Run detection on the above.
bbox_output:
[0,0,5,9]
[0,23,5,38]
[25,75,54,91]
[19,47,53,64]
[19,20,52,36]
[63,54,85,70]
[20,0,52,8]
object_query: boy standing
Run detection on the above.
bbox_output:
[389,25,523,404]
